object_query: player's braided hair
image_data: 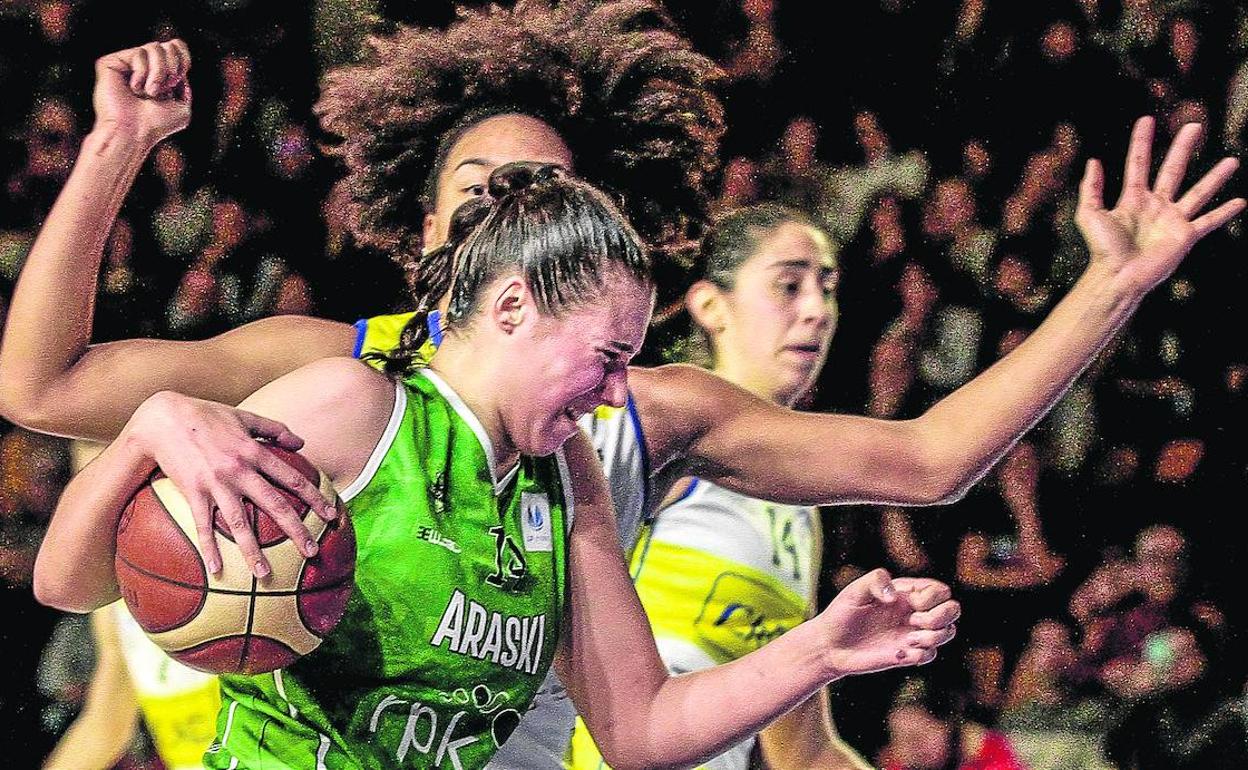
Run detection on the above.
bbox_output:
[315,0,724,307]
[368,162,650,375]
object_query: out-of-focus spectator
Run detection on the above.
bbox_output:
[823,111,929,245]
[0,427,69,764]
[1104,626,1248,769]
[267,122,315,182]
[7,96,79,221]
[880,677,1027,770]
[757,116,826,217]
[868,261,937,419]
[955,442,1064,717]
[998,620,1114,770]
[721,0,783,83]
[1071,524,1224,699]
[166,198,246,336]
[151,142,214,259]
[213,53,253,162]
[1000,124,1079,240]
[715,155,761,212]
[36,613,92,738]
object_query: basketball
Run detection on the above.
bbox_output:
[114,444,355,675]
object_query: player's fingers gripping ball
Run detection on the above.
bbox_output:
[115,444,355,674]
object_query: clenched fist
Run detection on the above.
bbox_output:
[93,39,191,148]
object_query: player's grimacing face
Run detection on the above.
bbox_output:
[714,222,838,406]
[507,273,653,457]
[423,114,575,250]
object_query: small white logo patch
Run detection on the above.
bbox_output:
[520,492,552,552]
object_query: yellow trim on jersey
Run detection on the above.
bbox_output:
[358,311,439,369]
[359,311,416,358]
[137,679,221,770]
[629,539,810,664]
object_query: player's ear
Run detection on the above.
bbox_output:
[490,275,529,333]
[686,279,727,335]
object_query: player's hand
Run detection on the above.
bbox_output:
[130,391,337,578]
[815,569,959,677]
[1076,117,1244,297]
[93,40,192,147]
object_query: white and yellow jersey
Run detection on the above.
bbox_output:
[356,311,653,768]
[111,602,220,770]
[570,480,820,770]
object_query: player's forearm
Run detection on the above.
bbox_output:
[0,126,150,427]
[33,405,159,612]
[43,668,139,768]
[914,262,1140,499]
[760,698,875,770]
[43,711,138,770]
[590,621,839,770]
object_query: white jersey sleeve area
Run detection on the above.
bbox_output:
[577,396,651,551]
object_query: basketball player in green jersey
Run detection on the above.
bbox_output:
[569,204,866,770]
[3,5,1245,764]
[34,163,962,770]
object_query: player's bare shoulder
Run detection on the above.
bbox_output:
[241,357,397,487]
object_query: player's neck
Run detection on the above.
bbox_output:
[427,337,520,471]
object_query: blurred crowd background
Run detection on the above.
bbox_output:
[1,1,1246,767]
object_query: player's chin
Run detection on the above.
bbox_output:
[524,414,581,457]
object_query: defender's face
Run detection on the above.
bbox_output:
[713,222,838,406]
[424,114,575,250]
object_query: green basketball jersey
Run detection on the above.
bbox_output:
[205,369,571,770]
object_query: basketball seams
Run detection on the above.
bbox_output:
[117,554,354,597]
[149,478,211,588]
[118,447,355,675]
[240,573,258,674]
[115,556,207,634]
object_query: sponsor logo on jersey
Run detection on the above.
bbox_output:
[429,589,547,675]
[520,492,552,552]
[417,526,461,553]
[369,694,478,769]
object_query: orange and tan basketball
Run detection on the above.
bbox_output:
[114,444,355,675]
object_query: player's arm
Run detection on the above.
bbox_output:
[32,358,384,612]
[758,688,874,770]
[637,118,1243,508]
[0,44,345,573]
[759,516,873,770]
[0,40,357,442]
[555,433,958,770]
[42,607,140,770]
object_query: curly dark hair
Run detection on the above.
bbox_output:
[316,0,725,308]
